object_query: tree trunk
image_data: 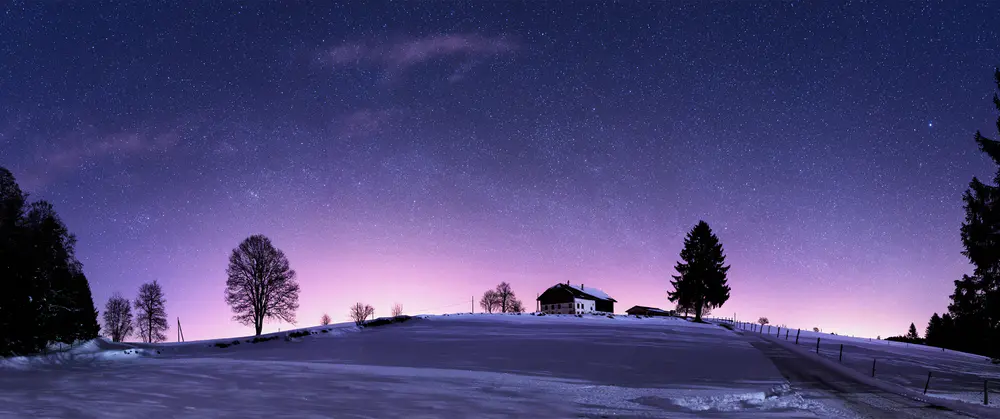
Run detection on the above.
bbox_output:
[694,301,703,322]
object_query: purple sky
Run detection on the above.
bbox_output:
[2,2,1000,340]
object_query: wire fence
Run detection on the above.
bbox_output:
[729,320,1000,407]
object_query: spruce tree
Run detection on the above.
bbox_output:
[925,313,942,346]
[950,67,1000,358]
[906,322,919,340]
[668,221,731,322]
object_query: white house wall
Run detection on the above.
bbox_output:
[540,298,596,314]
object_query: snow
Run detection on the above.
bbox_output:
[0,313,812,417]
[565,283,614,300]
[732,321,1000,412]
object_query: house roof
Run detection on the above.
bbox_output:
[537,283,616,302]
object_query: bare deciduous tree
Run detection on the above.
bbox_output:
[391,303,403,317]
[508,298,525,313]
[320,313,331,326]
[103,292,133,342]
[134,281,167,343]
[496,282,519,313]
[758,317,769,326]
[813,327,820,333]
[225,235,300,336]
[350,303,375,326]
[479,290,501,313]
[480,282,524,313]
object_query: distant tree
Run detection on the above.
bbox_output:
[391,303,403,317]
[320,313,331,326]
[479,289,501,313]
[906,322,920,340]
[925,313,942,345]
[349,303,375,326]
[758,317,769,326]
[134,281,168,343]
[508,298,526,313]
[495,282,524,313]
[103,293,134,342]
[225,235,300,336]
[813,327,820,333]
[668,221,731,322]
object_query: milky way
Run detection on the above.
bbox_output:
[2,2,1000,340]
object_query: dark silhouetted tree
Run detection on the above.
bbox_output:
[103,293,134,342]
[925,313,942,346]
[225,235,300,336]
[906,322,919,340]
[947,67,1000,358]
[391,303,403,317]
[813,327,820,333]
[134,281,168,343]
[758,317,769,326]
[0,168,100,355]
[668,221,731,322]
[349,303,374,326]
[479,289,501,313]
[508,299,525,313]
[494,282,524,313]
[320,313,331,326]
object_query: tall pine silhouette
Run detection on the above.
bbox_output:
[669,221,731,322]
[947,68,1000,358]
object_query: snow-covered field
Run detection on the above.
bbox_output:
[736,323,1000,409]
[1,313,840,418]
[4,313,997,418]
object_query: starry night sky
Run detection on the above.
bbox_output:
[2,2,1000,340]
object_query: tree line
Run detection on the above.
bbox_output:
[0,168,100,356]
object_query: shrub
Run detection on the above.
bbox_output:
[362,315,412,328]
[287,330,311,338]
[250,336,278,344]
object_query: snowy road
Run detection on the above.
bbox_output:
[745,332,994,418]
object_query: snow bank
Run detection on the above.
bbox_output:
[0,338,156,370]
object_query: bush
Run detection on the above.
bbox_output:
[321,329,329,333]
[213,340,240,348]
[251,336,278,344]
[362,315,412,328]
[287,330,311,338]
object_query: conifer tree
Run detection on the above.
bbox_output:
[668,221,731,322]
[906,322,919,340]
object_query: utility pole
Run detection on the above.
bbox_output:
[472,296,474,314]
[177,317,185,342]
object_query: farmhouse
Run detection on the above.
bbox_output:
[625,305,674,317]
[537,282,616,314]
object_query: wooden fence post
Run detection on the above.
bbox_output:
[777,326,781,337]
[816,337,820,354]
[923,371,931,394]
[785,329,789,340]
[839,344,843,362]
[872,359,876,377]
[795,329,800,344]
